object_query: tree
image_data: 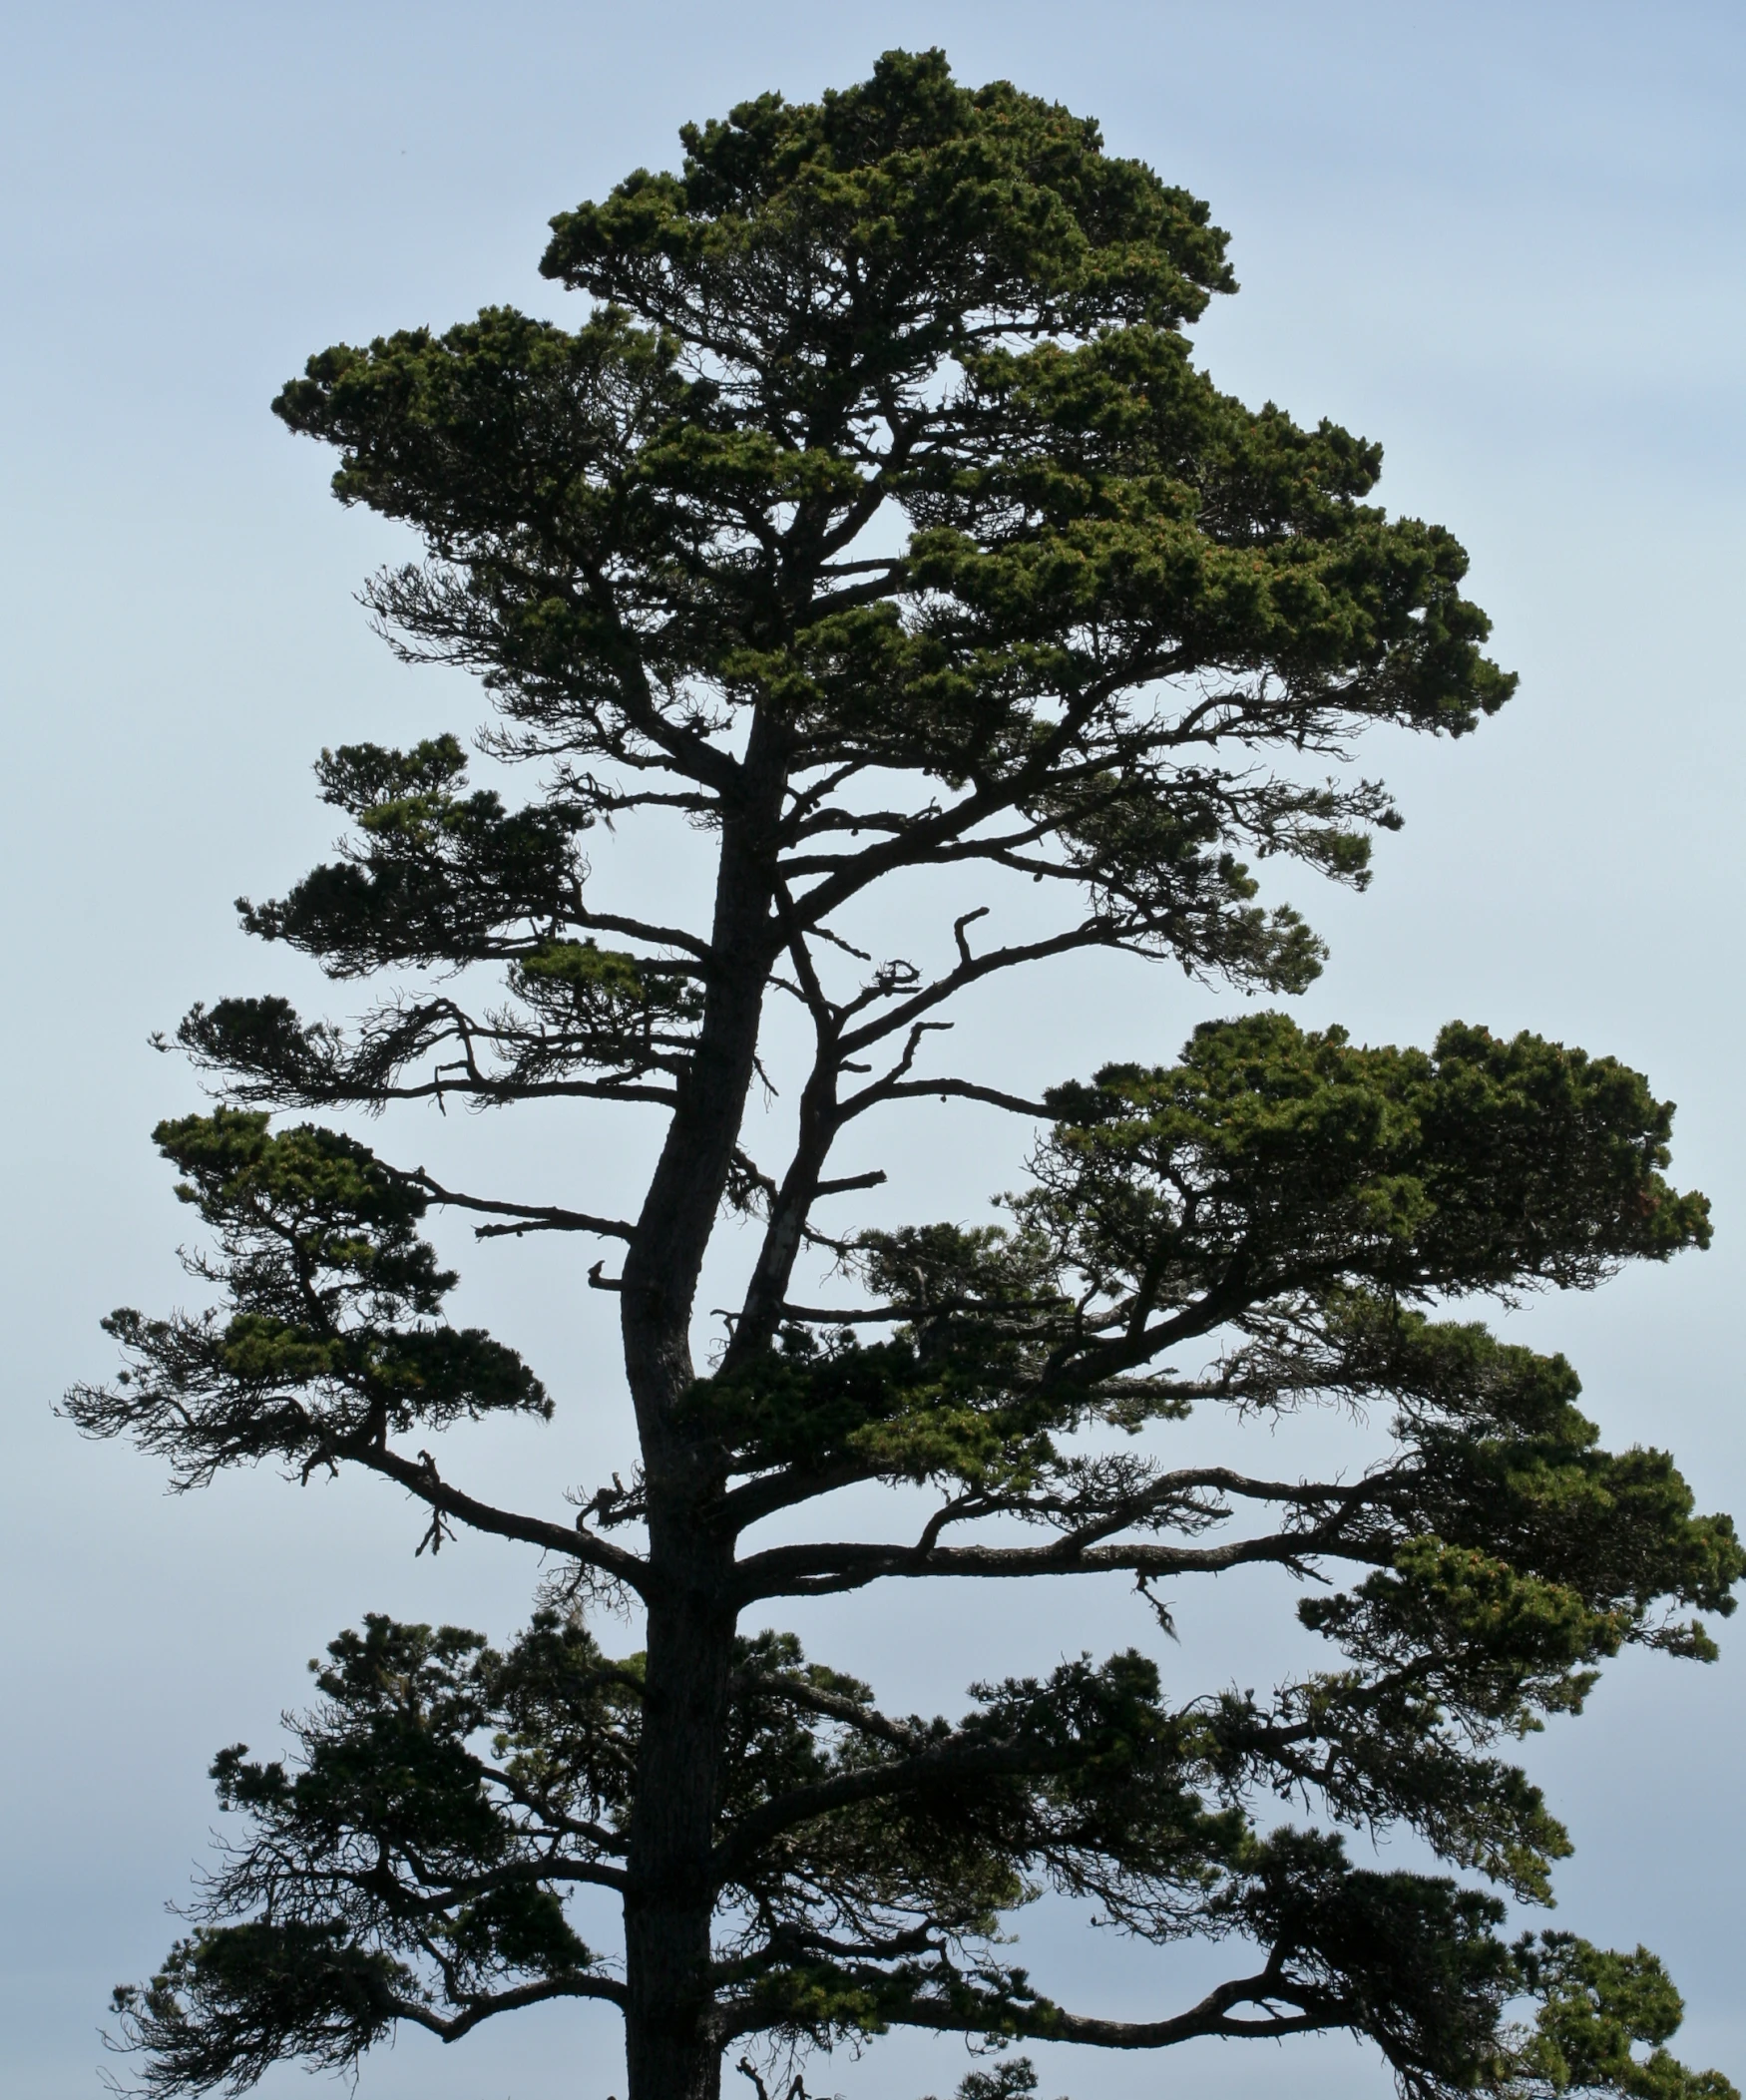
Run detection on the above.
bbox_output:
[69,49,1740,2100]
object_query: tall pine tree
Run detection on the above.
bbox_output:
[71,51,1740,2100]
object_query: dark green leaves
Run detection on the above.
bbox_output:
[106,1612,623,2093]
[1030,1013,1710,1313]
[512,937,702,1062]
[713,1014,1733,1910]
[272,304,690,559]
[63,1111,547,1486]
[542,49,1234,366]
[239,737,587,976]
[110,1924,409,2097]
[1515,1935,1740,2099]
[691,1322,1068,1491]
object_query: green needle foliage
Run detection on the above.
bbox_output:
[70,50,1738,2100]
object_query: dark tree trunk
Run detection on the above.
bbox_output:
[622,1560,734,2100]
[618,735,788,2100]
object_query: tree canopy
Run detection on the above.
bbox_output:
[70,49,1738,2100]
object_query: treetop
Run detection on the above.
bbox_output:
[541,47,1237,356]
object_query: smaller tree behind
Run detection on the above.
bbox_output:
[71,51,1739,2100]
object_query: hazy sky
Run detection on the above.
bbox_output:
[3,4,1743,2095]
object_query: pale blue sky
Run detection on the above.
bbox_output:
[3,4,1744,2095]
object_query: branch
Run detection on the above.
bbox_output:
[872,1964,1336,2050]
[720,1457,881,1534]
[404,1170,637,1244]
[836,921,1122,1066]
[843,1076,1054,1121]
[390,1969,627,2043]
[771,687,1114,919]
[349,1850,631,1910]
[713,1732,1095,1879]
[569,903,719,966]
[347,1072,677,1110]
[356,1446,654,1598]
[482,1768,634,1860]
[730,1670,923,1752]
[733,1513,1372,1604]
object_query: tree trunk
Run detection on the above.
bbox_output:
[618,737,789,2100]
[622,1558,734,2100]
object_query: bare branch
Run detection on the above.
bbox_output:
[356,1446,654,1598]
[405,1169,637,1244]
[390,1970,628,2043]
[843,1076,1054,1121]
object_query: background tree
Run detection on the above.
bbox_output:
[69,50,1740,2100]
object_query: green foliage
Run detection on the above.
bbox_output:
[258,51,1517,1034]
[1513,1936,1740,2098]
[543,49,1234,340]
[1032,1013,1709,1310]
[691,1314,1071,1491]
[238,735,589,977]
[106,1612,620,2092]
[512,936,703,1061]
[63,1110,547,1485]
[110,1924,410,2097]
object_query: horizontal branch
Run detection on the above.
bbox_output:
[313,1072,678,1110]
[406,1170,637,1244]
[812,1169,888,1198]
[732,1515,1369,1604]
[729,1670,923,1753]
[719,1458,879,1534]
[569,904,719,965]
[873,1964,1334,2051]
[350,1850,631,1913]
[842,1076,1054,1120]
[836,922,1118,1062]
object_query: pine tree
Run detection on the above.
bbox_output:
[69,51,1740,2100]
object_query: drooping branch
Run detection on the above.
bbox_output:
[354,1444,653,1597]
[387,1970,629,2043]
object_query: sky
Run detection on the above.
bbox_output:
[2,2,1743,2095]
